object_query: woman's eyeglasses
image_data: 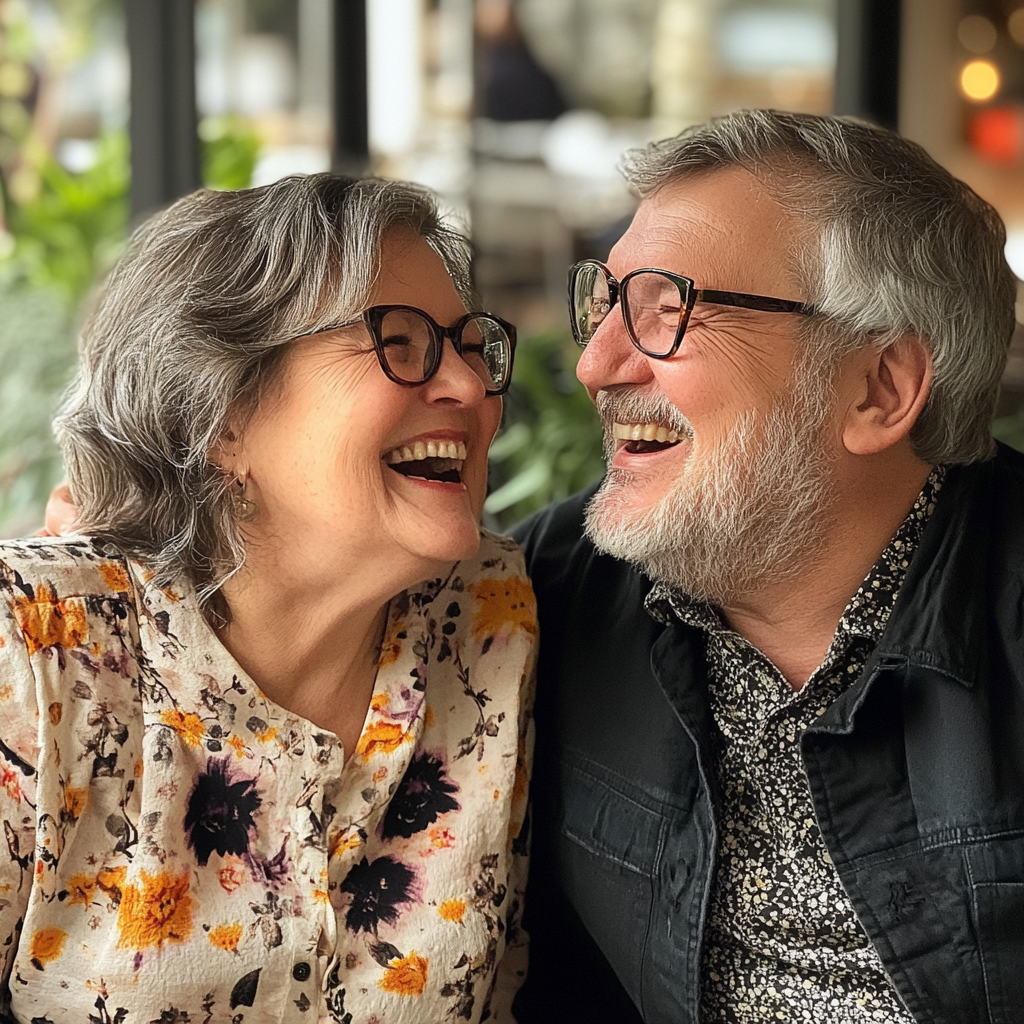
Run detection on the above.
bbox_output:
[299,305,517,396]
[568,259,813,359]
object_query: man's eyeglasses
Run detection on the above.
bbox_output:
[299,304,517,396]
[568,259,813,359]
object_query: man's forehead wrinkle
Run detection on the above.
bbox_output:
[611,168,803,297]
[612,207,731,283]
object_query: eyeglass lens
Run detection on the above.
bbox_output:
[621,271,688,357]
[460,314,512,392]
[377,308,511,392]
[571,263,612,343]
[572,264,689,357]
[378,307,434,384]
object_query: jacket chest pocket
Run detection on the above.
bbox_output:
[966,838,1024,1024]
[559,754,667,876]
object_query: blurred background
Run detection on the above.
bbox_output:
[1,0,1023,536]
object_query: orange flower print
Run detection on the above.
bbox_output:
[437,899,466,923]
[48,702,62,725]
[2,765,21,801]
[160,709,206,748]
[116,869,193,950]
[355,721,409,762]
[98,561,131,594]
[29,926,67,968]
[378,621,405,668]
[226,733,249,759]
[208,922,242,952]
[63,785,89,820]
[217,854,247,894]
[467,576,537,641]
[330,827,365,858]
[429,826,455,849]
[66,873,98,908]
[379,951,428,996]
[11,585,88,655]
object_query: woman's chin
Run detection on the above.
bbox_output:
[410,525,483,567]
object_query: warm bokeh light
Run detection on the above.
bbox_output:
[958,15,998,54]
[970,107,1023,165]
[1010,8,1024,46]
[961,59,1001,101]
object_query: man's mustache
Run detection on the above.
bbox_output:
[594,387,694,439]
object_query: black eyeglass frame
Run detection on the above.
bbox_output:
[568,259,814,359]
[296,304,517,396]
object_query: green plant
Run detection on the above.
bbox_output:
[485,329,605,530]
[0,277,75,536]
[5,132,129,300]
[0,114,263,537]
[201,116,261,192]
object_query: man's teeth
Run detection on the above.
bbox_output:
[611,422,680,443]
[386,440,467,464]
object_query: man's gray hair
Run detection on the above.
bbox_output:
[623,109,1017,465]
[55,174,472,602]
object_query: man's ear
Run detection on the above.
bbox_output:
[841,334,933,456]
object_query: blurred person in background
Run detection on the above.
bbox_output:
[0,174,534,1022]
[513,111,1023,1024]
[475,0,567,123]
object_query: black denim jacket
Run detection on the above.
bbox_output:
[512,444,1024,1024]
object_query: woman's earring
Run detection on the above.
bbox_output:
[231,469,256,519]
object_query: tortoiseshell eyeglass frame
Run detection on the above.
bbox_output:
[568,258,814,359]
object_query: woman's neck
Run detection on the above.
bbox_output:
[213,544,429,758]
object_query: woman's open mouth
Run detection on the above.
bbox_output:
[385,439,467,485]
[612,420,687,455]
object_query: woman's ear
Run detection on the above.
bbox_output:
[209,424,247,479]
[840,334,933,456]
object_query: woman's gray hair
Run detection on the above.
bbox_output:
[55,173,473,603]
[623,109,1017,465]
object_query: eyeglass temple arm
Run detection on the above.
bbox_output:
[693,289,813,316]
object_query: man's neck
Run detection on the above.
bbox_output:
[719,452,934,690]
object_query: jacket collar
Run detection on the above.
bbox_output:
[872,451,1004,689]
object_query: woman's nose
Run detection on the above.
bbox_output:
[423,338,489,404]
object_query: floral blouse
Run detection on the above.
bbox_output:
[0,530,536,1024]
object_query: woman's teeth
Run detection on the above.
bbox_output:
[612,422,681,443]
[386,440,467,464]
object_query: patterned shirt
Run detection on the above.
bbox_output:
[0,530,536,1024]
[647,468,944,1024]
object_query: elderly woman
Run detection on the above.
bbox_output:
[0,175,535,1022]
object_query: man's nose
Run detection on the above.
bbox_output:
[576,308,654,398]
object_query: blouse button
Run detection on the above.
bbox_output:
[292,961,312,982]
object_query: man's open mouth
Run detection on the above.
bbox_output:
[612,421,686,455]
[385,440,467,484]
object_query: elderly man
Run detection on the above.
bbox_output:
[512,110,1022,1024]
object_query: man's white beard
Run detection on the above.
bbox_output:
[584,378,836,606]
